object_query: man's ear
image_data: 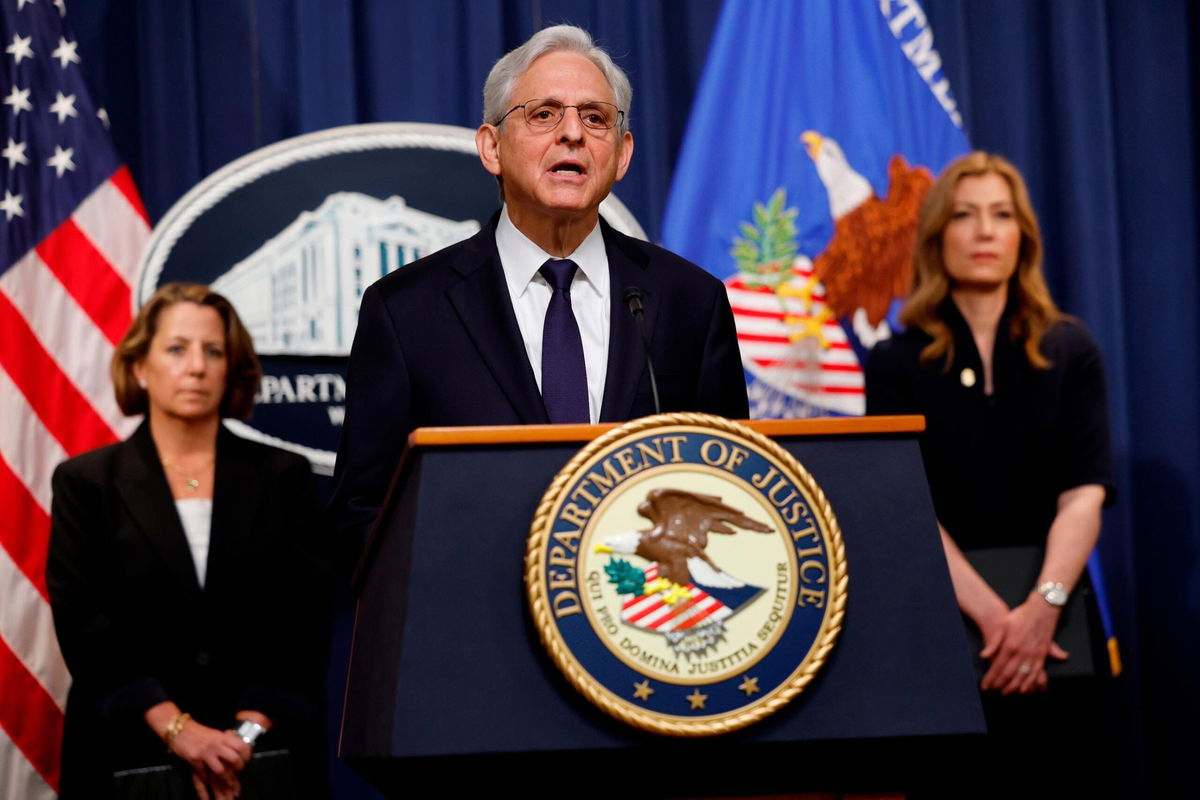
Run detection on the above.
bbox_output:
[476,124,502,177]
[614,131,634,182]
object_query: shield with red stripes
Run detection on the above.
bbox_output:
[618,563,764,658]
[726,255,865,418]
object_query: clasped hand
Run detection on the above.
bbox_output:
[170,720,252,800]
[978,595,1068,694]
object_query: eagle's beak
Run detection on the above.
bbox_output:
[801,130,823,160]
[594,544,614,554]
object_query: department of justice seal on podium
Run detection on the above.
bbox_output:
[525,413,847,736]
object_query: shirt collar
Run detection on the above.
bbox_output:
[495,205,609,298]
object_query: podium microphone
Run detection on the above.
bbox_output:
[623,286,661,415]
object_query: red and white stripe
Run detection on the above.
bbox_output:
[619,564,732,633]
[726,259,866,415]
[0,167,150,796]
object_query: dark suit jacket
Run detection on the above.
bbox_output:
[47,422,330,797]
[329,214,748,547]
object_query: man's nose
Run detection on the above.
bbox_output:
[558,107,586,141]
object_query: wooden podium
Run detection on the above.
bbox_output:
[340,417,984,796]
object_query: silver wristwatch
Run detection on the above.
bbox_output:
[234,719,266,746]
[1036,581,1069,607]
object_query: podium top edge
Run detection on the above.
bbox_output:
[407,415,925,447]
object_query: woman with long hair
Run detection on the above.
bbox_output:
[866,152,1115,795]
[48,283,330,799]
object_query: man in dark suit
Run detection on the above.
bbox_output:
[330,25,747,548]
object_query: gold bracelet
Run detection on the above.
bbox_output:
[164,711,191,754]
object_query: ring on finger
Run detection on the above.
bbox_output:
[1017,664,1032,675]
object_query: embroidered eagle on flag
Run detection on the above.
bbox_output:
[802,131,934,332]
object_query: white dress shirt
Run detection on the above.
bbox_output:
[175,498,212,588]
[495,206,610,423]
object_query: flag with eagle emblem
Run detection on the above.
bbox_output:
[662,0,969,418]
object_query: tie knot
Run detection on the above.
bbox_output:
[540,259,578,292]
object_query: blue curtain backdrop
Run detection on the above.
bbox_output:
[64,2,1198,797]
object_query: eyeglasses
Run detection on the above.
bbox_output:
[498,99,624,131]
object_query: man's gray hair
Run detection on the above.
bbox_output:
[482,25,632,135]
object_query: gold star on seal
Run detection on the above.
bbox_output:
[686,689,708,710]
[632,680,654,702]
[738,675,760,696]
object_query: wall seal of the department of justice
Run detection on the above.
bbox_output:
[525,413,847,736]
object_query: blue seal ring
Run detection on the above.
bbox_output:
[526,413,847,736]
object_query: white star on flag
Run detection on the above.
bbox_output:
[6,34,33,64]
[97,107,110,128]
[48,90,78,123]
[55,0,67,16]
[0,189,24,220]
[17,0,36,11]
[46,144,75,176]
[2,138,28,168]
[51,36,80,69]
[4,85,32,115]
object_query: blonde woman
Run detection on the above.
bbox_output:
[866,152,1115,796]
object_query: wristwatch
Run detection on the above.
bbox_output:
[234,719,266,746]
[1036,581,1069,607]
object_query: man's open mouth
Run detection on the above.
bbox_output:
[550,161,585,175]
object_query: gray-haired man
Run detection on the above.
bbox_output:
[331,25,747,548]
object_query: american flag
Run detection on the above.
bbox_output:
[1,1,150,796]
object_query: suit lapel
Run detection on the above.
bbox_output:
[445,225,550,424]
[600,222,655,421]
[204,426,264,598]
[114,424,203,610]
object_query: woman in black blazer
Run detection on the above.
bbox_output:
[48,283,330,799]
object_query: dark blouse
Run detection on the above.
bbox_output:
[865,300,1115,550]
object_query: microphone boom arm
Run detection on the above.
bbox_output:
[623,286,661,415]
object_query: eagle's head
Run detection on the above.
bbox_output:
[600,529,642,556]
[801,130,873,220]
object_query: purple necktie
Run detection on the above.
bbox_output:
[539,259,589,423]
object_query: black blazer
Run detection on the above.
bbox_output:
[329,214,749,547]
[47,422,330,797]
